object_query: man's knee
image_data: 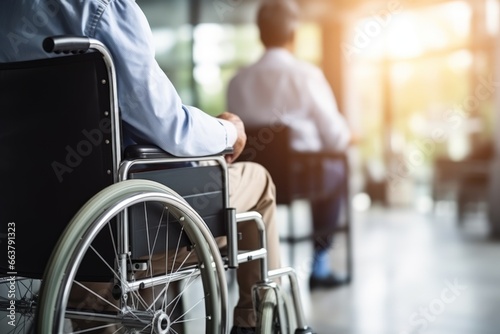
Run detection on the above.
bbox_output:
[233,161,276,196]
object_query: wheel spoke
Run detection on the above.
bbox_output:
[36,180,225,333]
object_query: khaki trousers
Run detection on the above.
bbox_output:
[227,162,280,327]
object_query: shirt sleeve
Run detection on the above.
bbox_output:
[91,1,236,156]
[305,67,351,152]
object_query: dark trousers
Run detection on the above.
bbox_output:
[310,159,345,251]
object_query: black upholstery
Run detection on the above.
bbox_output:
[0,53,115,278]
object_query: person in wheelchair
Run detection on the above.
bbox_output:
[0,1,281,333]
[227,1,352,289]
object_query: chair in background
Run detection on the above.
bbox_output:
[433,142,492,225]
[239,126,353,283]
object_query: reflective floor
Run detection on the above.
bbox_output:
[284,202,500,334]
[2,199,496,333]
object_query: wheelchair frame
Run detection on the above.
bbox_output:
[0,36,312,334]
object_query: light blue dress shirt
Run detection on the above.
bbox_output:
[0,0,236,157]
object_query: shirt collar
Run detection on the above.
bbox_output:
[260,47,294,63]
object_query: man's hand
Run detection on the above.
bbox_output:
[218,112,246,163]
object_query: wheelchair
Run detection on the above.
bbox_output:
[0,36,314,334]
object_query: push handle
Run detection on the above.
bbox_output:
[43,36,91,54]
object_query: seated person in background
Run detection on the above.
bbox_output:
[0,1,280,333]
[227,0,352,289]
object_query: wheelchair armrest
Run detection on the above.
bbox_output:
[124,144,233,160]
[124,145,176,160]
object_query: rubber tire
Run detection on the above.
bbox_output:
[36,179,226,334]
[257,288,295,334]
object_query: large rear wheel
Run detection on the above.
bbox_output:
[37,179,227,333]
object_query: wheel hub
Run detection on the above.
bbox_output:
[153,310,171,334]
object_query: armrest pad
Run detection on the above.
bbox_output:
[124,145,174,160]
[124,144,233,160]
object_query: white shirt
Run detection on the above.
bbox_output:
[0,0,236,157]
[227,48,350,152]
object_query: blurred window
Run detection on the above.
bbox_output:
[344,0,498,181]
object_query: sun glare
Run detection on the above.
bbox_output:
[375,1,472,60]
[385,14,423,59]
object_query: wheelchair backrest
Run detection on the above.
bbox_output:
[239,126,294,204]
[0,52,116,278]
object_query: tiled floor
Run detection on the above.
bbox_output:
[290,203,500,334]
